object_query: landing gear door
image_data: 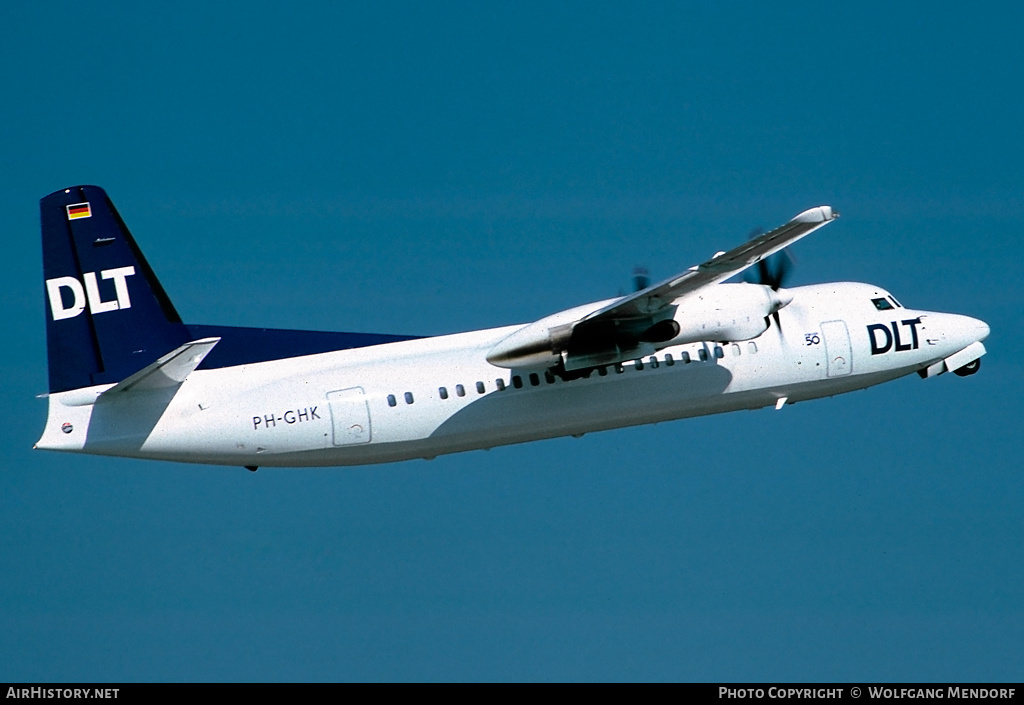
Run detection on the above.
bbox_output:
[821,320,852,377]
[327,387,372,446]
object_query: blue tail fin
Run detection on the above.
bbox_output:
[42,186,190,393]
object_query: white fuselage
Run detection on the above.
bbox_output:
[36,282,989,467]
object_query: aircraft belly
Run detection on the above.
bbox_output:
[252,368,915,468]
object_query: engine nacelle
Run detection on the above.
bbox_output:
[486,299,617,369]
[486,284,791,369]
[666,283,791,345]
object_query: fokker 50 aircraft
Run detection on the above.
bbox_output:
[36,186,989,470]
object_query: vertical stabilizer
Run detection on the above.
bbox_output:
[41,186,189,393]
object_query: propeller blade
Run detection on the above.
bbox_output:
[632,266,650,293]
[743,226,794,290]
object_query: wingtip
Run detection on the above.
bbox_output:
[793,205,839,223]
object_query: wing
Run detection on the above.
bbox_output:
[487,206,838,370]
[582,205,837,322]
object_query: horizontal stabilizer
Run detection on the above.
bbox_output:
[101,337,221,396]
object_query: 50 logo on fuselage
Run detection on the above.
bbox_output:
[868,318,922,355]
[45,267,136,321]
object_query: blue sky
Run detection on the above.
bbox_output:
[1,2,1021,681]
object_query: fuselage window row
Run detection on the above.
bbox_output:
[384,340,757,409]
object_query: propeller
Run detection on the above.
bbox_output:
[618,266,651,297]
[742,227,794,291]
[742,227,795,332]
[632,266,650,293]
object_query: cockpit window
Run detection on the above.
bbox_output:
[889,295,903,308]
[872,297,894,311]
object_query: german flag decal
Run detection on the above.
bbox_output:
[66,202,92,220]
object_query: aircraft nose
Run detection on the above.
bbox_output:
[944,313,990,346]
[973,318,990,342]
[958,315,990,342]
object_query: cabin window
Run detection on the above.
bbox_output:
[615,363,625,374]
[872,297,894,311]
[681,351,691,363]
[748,342,758,354]
[512,375,523,389]
[495,378,506,391]
[597,366,608,376]
[456,384,466,397]
[544,371,556,384]
[529,373,540,387]
[731,344,741,357]
[649,356,659,369]
[387,394,397,407]
[698,349,707,362]
[634,359,644,371]
[714,346,724,359]
[665,353,675,367]
[439,387,449,400]
[476,381,486,394]
[404,392,414,404]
